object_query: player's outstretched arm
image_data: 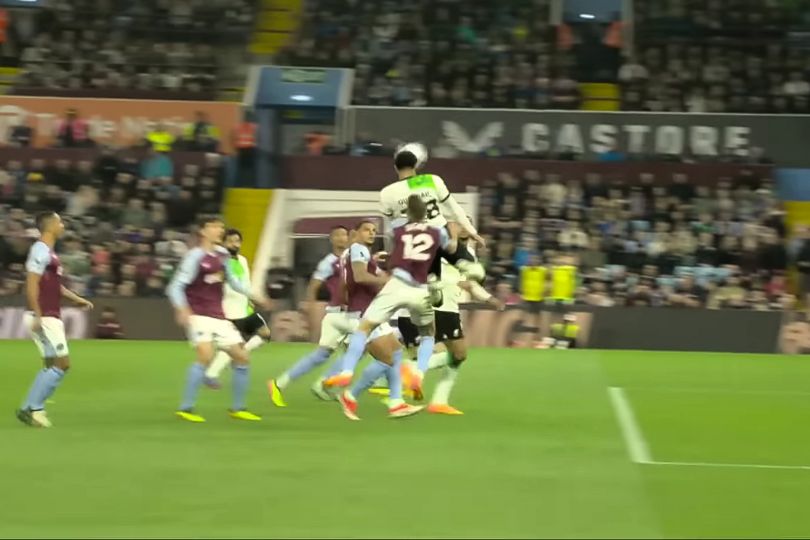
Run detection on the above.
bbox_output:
[60,286,93,310]
[460,281,505,311]
[434,176,486,247]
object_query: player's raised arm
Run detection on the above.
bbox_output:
[350,244,388,287]
[24,243,48,331]
[437,225,458,255]
[433,175,485,247]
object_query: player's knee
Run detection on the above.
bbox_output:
[55,356,70,371]
[449,354,466,368]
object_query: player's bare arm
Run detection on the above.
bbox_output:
[26,271,43,332]
[60,285,94,310]
[351,261,388,288]
[459,281,504,311]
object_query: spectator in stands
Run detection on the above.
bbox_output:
[145,122,176,154]
[232,110,258,186]
[183,111,219,152]
[8,115,34,148]
[95,306,124,339]
[56,108,92,148]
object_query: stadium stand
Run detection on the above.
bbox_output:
[624,0,810,113]
[277,0,582,109]
[6,0,257,99]
[477,167,795,310]
[0,150,225,298]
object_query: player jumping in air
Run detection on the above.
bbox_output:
[167,216,271,423]
[379,143,484,389]
[267,225,351,405]
[16,212,94,428]
[203,228,273,387]
[332,220,424,420]
[326,195,456,398]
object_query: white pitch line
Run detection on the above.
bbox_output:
[608,386,652,464]
[648,460,810,471]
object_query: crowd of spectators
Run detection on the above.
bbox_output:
[10,0,256,95]
[478,167,797,311]
[281,0,581,109]
[0,151,224,299]
[622,0,810,113]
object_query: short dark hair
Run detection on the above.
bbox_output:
[197,215,223,229]
[394,151,418,171]
[406,195,427,222]
[36,211,57,231]
[225,228,242,240]
[330,225,349,234]
[354,219,376,231]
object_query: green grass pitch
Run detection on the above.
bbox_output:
[3,340,810,538]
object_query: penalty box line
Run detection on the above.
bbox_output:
[607,386,810,472]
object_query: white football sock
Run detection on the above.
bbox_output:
[245,335,265,352]
[430,366,459,405]
[206,351,231,379]
[428,351,449,370]
[276,373,291,389]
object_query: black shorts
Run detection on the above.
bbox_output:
[397,316,419,348]
[435,311,464,343]
[230,313,268,341]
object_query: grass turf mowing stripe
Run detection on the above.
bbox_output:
[608,386,652,464]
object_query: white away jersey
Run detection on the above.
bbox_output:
[436,260,465,314]
[380,174,452,228]
[222,254,252,319]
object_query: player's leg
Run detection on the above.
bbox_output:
[176,316,218,422]
[338,327,423,420]
[223,342,261,421]
[207,318,258,421]
[268,312,344,405]
[18,316,69,428]
[408,293,437,399]
[326,282,402,387]
[243,313,271,352]
[207,314,271,383]
[426,342,450,370]
[428,336,467,415]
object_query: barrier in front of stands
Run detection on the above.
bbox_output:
[0,297,791,354]
[346,107,810,166]
[0,96,239,152]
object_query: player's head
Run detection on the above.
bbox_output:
[36,211,64,238]
[354,220,377,246]
[406,194,427,222]
[394,142,428,173]
[224,228,242,256]
[198,216,225,244]
[330,225,349,251]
